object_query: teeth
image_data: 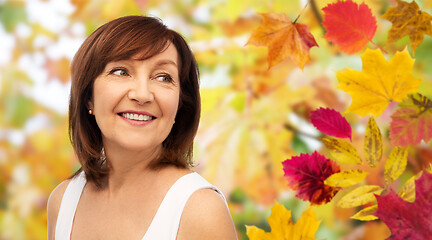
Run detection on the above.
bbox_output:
[121,113,153,121]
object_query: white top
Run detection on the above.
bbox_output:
[55,171,227,240]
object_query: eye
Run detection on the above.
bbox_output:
[110,68,129,77]
[155,74,174,83]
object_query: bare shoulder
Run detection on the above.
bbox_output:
[177,188,238,240]
[47,179,71,240]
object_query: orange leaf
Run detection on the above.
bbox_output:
[219,16,261,37]
[246,13,318,70]
[322,0,377,54]
[44,57,71,84]
[381,0,432,55]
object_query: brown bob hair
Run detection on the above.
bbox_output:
[69,16,200,188]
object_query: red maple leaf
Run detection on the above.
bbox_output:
[375,172,432,239]
[310,107,352,140]
[282,151,341,205]
[322,0,377,54]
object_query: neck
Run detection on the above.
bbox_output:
[102,143,163,196]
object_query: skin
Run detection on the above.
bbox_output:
[47,44,238,239]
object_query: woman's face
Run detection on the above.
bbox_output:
[89,43,180,155]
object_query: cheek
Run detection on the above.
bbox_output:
[169,96,180,117]
[160,92,180,119]
[93,82,123,111]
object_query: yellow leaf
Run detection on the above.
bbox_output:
[427,164,432,173]
[398,171,423,202]
[364,117,382,168]
[246,201,320,240]
[246,13,318,69]
[102,0,140,21]
[384,146,408,184]
[70,0,89,12]
[337,185,383,208]
[293,208,321,240]
[381,0,432,55]
[324,170,368,188]
[336,48,422,117]
[351,205,378,221]
[321,138,362,164]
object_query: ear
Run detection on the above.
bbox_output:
[87,100,94,111]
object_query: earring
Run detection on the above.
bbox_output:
[88,109,93,115]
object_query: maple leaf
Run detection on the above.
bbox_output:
[246,201,321,240]
[246,12,318,69]
[381,0,432,55]
[282,151,341,205]
[322,0,377,54]
[389,93,432,146]
[310,107,352,140]
[336,48,422,117]
[375,172,432,239]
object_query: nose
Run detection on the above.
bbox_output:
[127,78,154,105]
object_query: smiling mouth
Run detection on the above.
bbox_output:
[119,113,155,121]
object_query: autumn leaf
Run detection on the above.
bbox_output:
[44,57,71,84]
[375,172,432,239]
[389,93,432,146]
[336,48,422,117]
[384,146,408,184]
[246,201,321,240]
[312,77,346,111]
[220,16,261,37]
[364,117,382,168]
[322,0,377,54]
[381,0,432,55]
[351,205,378,221]
[246,12,318,69]
[324,169,368,188]
[398,171,423,202]
[337,185,383,208]
[310,108,352,140]
[321,138,362,164]
[282,151,340,205]
[134,0,148,11]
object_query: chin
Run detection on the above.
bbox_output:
[121,142,163,153]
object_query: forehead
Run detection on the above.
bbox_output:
[131,43,179,65]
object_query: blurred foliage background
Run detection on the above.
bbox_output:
[0,0,431,239]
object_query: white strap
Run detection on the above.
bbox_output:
[55,171,86,240]
[142,172,227,240]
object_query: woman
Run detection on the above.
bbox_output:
[47,16,238,239]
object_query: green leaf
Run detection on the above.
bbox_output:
[291,134,310,154]
[0,2,27,32]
